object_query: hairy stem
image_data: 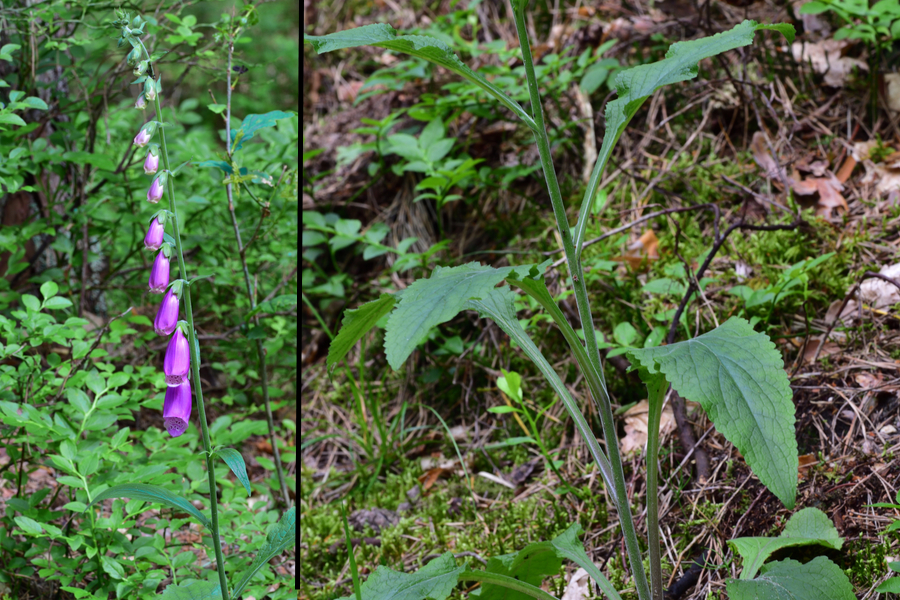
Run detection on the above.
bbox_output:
[510,4,649,599]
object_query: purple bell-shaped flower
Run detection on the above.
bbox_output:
[164,328,191,387]
[154,287,180,336]
[148,249,170,293]
[163,379,192,437]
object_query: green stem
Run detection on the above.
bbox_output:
[644,379,669,600]
[219,31,291,509]
[141,42,230,600]
[510,4,650,599]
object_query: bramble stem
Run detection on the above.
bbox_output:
[139,41,231,600]
[510,3,650,599]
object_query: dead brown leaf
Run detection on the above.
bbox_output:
[802,337,841,364]
[798,453,818,479]
[791,40,868,87]
[616,229,660,270]
[886,73,900,113]
[620,399,675,454]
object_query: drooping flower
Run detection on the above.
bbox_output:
[148,250,170,293]
[134,60,148,77]
[143,149,159,175]
[144,216,165,251]
[163,379,192,437]
[133,128,152,147]
[133,121,157,147]
[135,94,147,110]
[154,288,180,336]
[146,172,166,203]
[164,328,190,387]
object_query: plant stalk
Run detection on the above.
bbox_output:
[645,379,669,600]
[510,4,650,599]
[221,26,291,508]
[142,42,230,600]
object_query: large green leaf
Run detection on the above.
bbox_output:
[729,507,843,580]
[328,293,396,373]
[304,24,535,131]
[385,263,531,370]
[548,523,622,600]
[231,507,296,597]
[336,552,464,600]
[84,483,210,530]
[573,21,795,247]
[465,287,615,502]
[726,557,855,600]
[478,542,561,600]
[159,579,222,600]
[625,317,798,508]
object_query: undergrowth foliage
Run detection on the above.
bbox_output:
[306,6,859,600]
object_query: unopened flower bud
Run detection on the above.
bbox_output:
[154,288,180,336]
[144,216,165,250]
[144,77,157,101]
[148,250,170,293]
[164,328,191,386]
[144,149,159,175]
[135,94,147,110]
[134,61,148,77]
[163,379,192,437]
[147,172,167,203]
[126,47,141,67]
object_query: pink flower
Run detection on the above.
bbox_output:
[135,94,147,110]
[163,380,192,437]
[144,150,159,175]
[147,176,164,203]
[148,250,169,293]
[134,129,152,147]
[144,216,165,250]
[164,328,190,387]
[154,288,180,336]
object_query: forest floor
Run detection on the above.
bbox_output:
[301,0,900,597]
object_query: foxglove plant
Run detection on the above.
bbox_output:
[308,12,855,600]
[79,12,295,600]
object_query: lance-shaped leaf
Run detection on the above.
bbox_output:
[466,287,617,500]
[336,551,463,600]
[384,263,533,370]
[726,557,855,600]
[231,507,296,597]
[625,317,798,508]
[729,507,843,580]
[159,579,222,600]
[305,24,535,131]
[573,21,795,247]
[328,293,397,373]
[84,483,210,530]
[216,448,252,496]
